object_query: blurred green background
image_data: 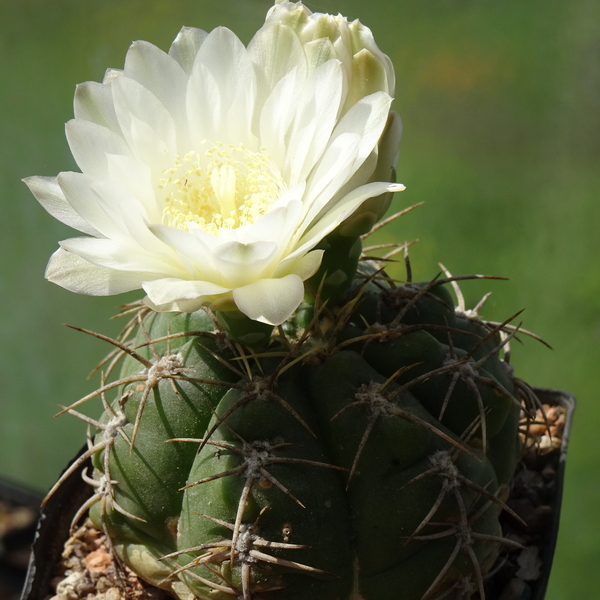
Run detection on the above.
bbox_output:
[0,0,598,598]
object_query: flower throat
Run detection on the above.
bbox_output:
[160,142,286,235]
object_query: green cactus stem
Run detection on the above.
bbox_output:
[47,251,545,600]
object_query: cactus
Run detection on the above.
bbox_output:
[45,245,542,600]
[27,2,545,598]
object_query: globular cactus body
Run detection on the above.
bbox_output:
[26,2,536,597]
[76,269,531,600]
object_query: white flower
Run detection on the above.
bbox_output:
[26,1,404,326]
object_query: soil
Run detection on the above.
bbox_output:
[46,523,169,600]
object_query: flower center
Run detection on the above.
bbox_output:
[159,142,286,235]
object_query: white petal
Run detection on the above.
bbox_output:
[23,176,100,236]
[132,114,176,172]
[65,119,129,179]
[344,48,388,113]
[143,295,212,313]
[148,224,212,257]
[283,59,344,186]
[304,37,338,70]
[301,131,361,223]
[123,40,189,148]
[331,91,392,170]
[333,148,378,201]
[59,237,175,274]
[248,22,306,101]
[195,27,257,146]
[348,19,395,96]
[143,278,230,305]
[212,241,278,287]
[186,222,227,253]
[187,61,221,145]
[111,75,177,166]
[73,81,120,133]
[274,249,324,279]
[169,26,208,74]
[330,109,402,222]
[241,202,302,248]
[196,27,250,90]
[46,248,156,295]
[57,171,122,240]
[300,92,393,227]
[104,154,155,215]
[148,224,221,281]
[292,181,405,257]
[371,109,402,182]
[332,28,354,73]
[259,67,301,169]
[103,68,123,84]
[224,185,304,246]
[233,275,304,325]
[306,92,392,210]
[266,1,314,23]
[282,118,318,189]
[88,179,170,255]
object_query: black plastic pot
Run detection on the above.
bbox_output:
[20,444,92,600]
[21,388,575,600]
[0,477,43,600]
[528,388,575,600]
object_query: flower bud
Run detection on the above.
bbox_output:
[268,1,395,112]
